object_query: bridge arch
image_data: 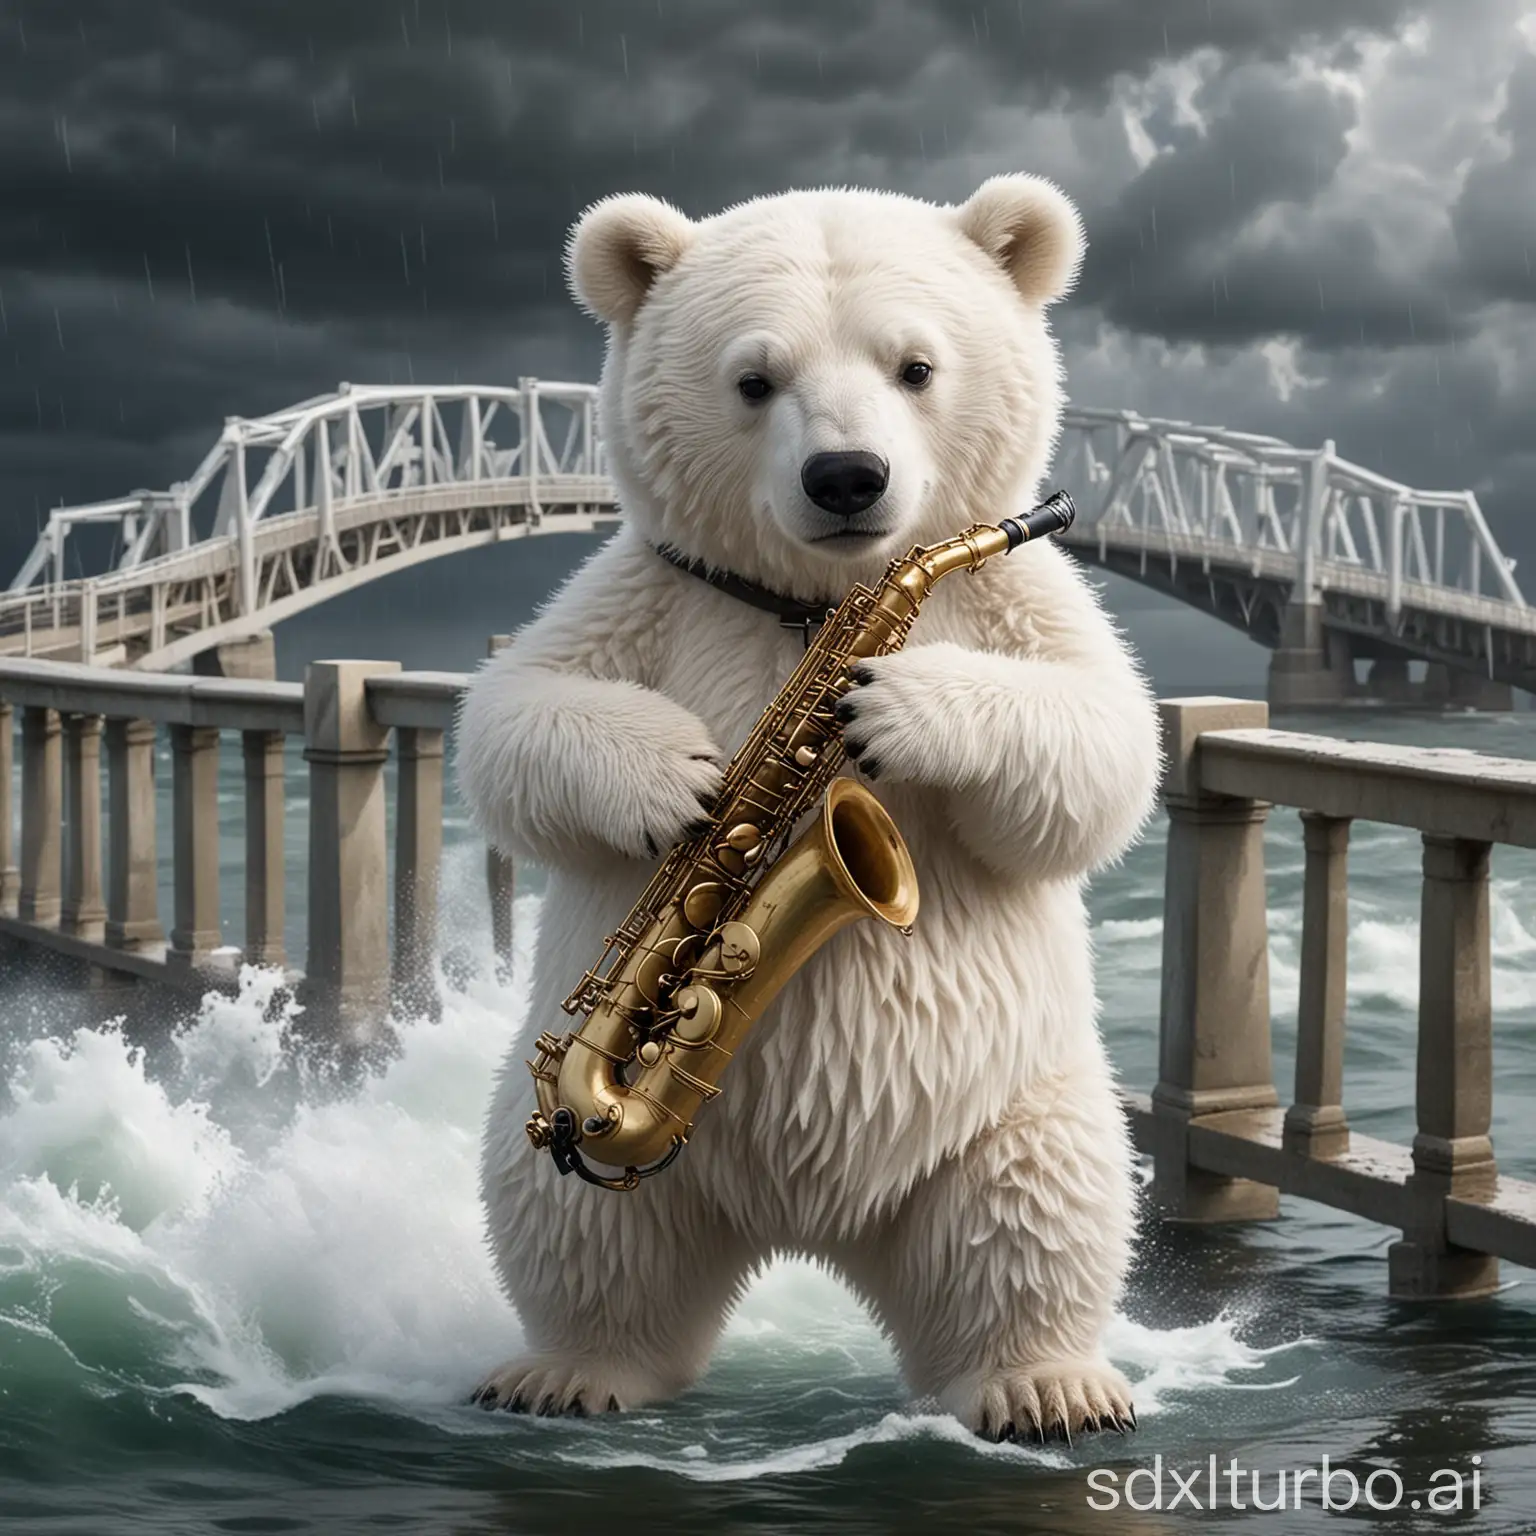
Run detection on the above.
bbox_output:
[2,385,1531,701]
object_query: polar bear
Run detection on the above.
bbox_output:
[455,174,1162,1443]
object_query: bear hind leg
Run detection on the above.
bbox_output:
[474,1157,759,1418]
[836,1069,1140,1444]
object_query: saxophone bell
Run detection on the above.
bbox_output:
[535,775,919,1183]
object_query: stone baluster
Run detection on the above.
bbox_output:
[168,723,222,969]
[105,718,164,950]
[485,635,516,978]
[1283,812,1351,1157]
[243,730,287,968]
[1151,698,1280,1222]
[0,702,19,917]
[1387,835,1500,1299]
[60,713,107,941]
[304,660,399,1039]
[393,725,444,1015]
[19,706,62,927]
[487,848,516,980]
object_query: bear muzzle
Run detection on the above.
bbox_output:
[800,450,889,518]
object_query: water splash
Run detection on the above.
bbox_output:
[0,890,1300,1481]
[0,910,536,1425]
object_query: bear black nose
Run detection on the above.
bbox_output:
[800,451,890,517]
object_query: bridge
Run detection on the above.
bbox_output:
[4,381,1530,708]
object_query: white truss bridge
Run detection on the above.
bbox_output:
[4,381,1532,696]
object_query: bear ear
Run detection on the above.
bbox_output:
[953,174,1086,306]
[565,193,696,325]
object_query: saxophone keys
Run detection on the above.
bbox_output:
[714,920,761,977]
[794,744,819,767]
[636,1040,664,1067]
[724,822,762,851]
[682,881,727,928]
[673,984,724,1045]
[635,947,671,1004]
[742,842,765,865]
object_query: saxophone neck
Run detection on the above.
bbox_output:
[892,490,1078,601]
[882,523,1012,616]
[912,523,1015,583]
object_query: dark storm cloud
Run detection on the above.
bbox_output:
[3,0,1425,336]
[1077,61,1469,349]
[0,0,1532,580]
[1452,52,1536,303]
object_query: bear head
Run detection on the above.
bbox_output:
[567,174,1085,600]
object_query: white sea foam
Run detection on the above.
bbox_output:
[1104,1310,1308,1415]
[0,897,535,1422]
[554,1409,1071,1480]
[0,1022,241,1231]
[174,968,301,1088]
[1094,917,1165,942]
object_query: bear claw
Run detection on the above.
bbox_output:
[967,1360,1135,1449]
[472,1360,638,1418]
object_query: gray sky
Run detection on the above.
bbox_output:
[3,0,1532,685]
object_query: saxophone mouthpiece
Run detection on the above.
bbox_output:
[1000,489,1075,550]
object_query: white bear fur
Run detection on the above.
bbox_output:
[456,175,1162,1438]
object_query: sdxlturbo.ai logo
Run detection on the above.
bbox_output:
[1086,1455,1484,1514]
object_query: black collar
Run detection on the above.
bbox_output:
[651,542,833,647]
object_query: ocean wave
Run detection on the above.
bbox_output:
[0,882,1297,1454]
[551,1408,1069,1481]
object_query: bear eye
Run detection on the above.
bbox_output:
[738,373,774,402]
[900,360,933,389]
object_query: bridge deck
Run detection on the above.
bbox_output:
[2,385,1524,695]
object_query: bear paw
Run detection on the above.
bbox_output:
[962,1359,1136,1446]
[470,1355,665,1417]
[832,645,979,787]
[593,735,725,862]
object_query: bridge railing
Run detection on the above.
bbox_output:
[0,475,621,668]
[1066,413,1524,609]
[4,657,1535,1290]
[0,653,513,1034]
[6,382,607,600]
[1132,697,1536,1297]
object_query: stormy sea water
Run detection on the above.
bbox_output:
[3,567,1536,1533]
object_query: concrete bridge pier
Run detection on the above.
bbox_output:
[303,659,401,1044]
[1267,603,1353,711]
[192,629,276,681]
[1364,656,1417,706]
[1422,664,1515,713]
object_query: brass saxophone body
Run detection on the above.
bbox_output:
[524,492,1076,1190]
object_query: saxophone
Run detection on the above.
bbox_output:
[524,490,1077,1190]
